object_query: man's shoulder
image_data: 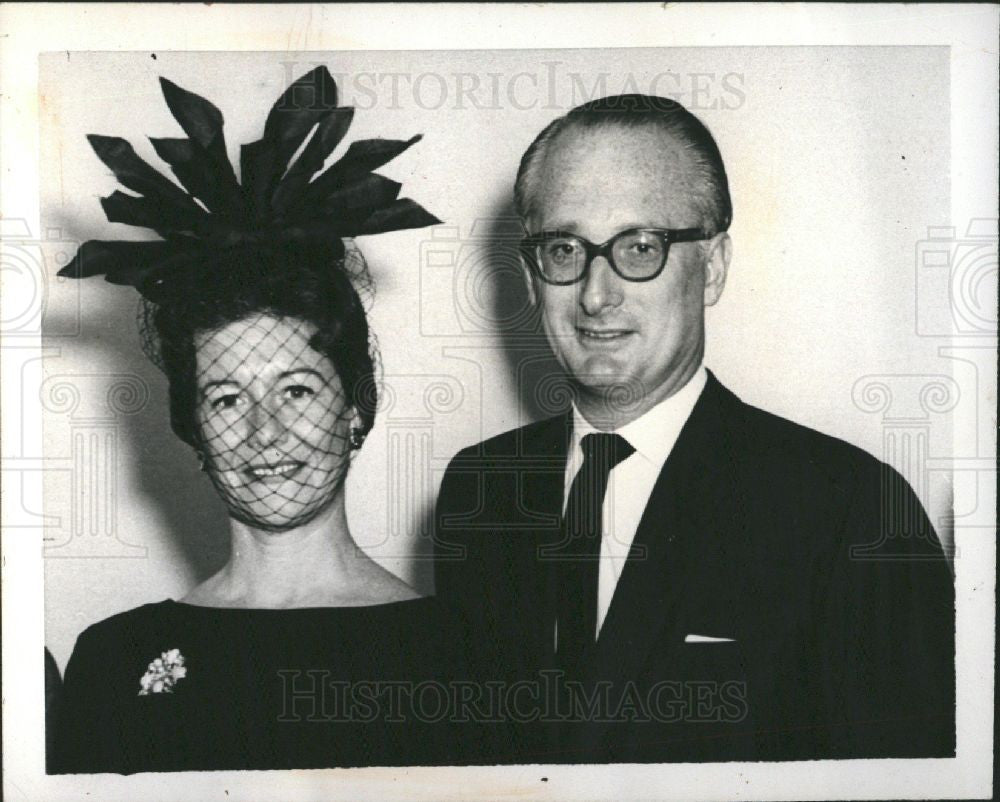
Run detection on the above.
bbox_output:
[441,375,892,488]
[716,379,886,488]
[446,415,567,465]
[714,379,944,556]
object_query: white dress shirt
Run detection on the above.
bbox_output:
[564,366,708,638]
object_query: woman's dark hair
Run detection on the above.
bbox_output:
[150,243,376,449]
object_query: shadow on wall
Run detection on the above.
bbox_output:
[43,293,230,585]
[484,196,566,424]
[417,195,567,595]
[121,358,231,581]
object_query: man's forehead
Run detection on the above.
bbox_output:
[544,123,693,174]
[533,124,701,228]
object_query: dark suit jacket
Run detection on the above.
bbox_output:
[434,372,955,763]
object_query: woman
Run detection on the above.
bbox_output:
[52,67,480,773]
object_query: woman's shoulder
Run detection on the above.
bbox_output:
[64,602,186,677]
[358,595,472,650]
[346,557,423,605]
[72,600,178,646]
[60,601,187,702]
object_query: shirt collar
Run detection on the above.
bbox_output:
[570,365,708,469]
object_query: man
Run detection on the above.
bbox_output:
[434,95,954,763]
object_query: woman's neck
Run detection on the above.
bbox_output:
[183,492,417,609]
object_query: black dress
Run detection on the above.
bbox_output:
[52,597,486,773]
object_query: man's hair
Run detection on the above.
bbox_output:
[514,94,732,235]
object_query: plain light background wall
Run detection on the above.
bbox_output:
[42,47,958,671]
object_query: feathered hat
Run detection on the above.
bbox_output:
[59,66,440,302]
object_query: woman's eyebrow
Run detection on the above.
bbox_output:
[279,368,325,382]
[200,379,240,398]
[199,369,326,399]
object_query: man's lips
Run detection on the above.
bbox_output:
[576,326,633,342]
[243,461,304,480]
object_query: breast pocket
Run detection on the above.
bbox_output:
[672,639,745,680]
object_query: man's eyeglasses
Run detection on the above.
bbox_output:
[520,227,712,285]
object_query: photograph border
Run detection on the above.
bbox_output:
[2,4,996,801]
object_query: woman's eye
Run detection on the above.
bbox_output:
[283,384,316,401]
[210,393,241,411]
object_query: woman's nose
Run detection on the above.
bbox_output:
[579,256,624,315]
[247,398,288,449]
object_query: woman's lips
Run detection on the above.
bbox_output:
[244,461,304,480]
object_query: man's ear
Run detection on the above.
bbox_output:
[703,231,731,307]
[520,254,538,307]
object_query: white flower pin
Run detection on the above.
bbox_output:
[138,648,187,695]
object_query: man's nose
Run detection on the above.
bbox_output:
[247,397,288,449]
[579,256,623,315]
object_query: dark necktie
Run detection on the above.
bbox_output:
[557,432,635,673]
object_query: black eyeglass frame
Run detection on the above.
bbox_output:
[520,227,713,285]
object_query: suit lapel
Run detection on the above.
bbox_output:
[585,373,744,686]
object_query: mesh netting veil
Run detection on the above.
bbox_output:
[135,242,380,532]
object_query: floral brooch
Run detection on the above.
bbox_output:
[138,648,187,695]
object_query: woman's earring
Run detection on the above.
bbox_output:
[195,450,207,472]
[348,427,366,450]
